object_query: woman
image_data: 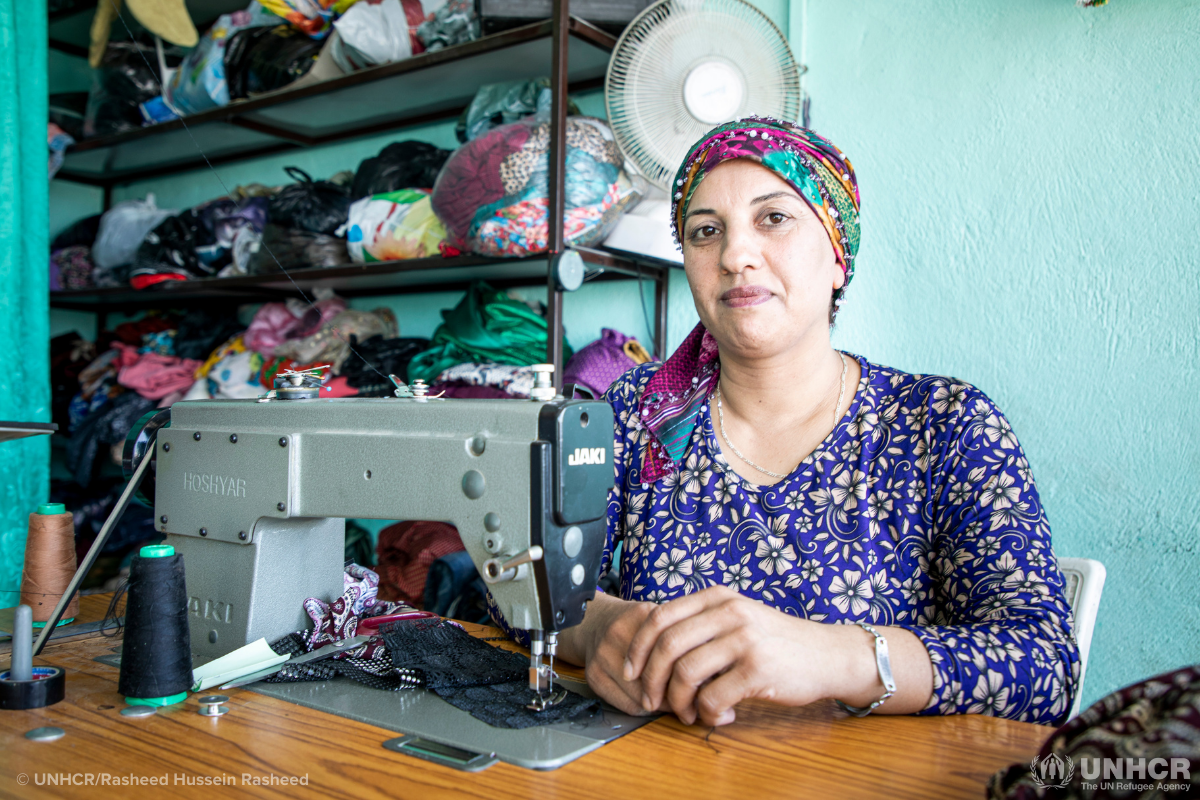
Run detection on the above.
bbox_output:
[500,117,1079,727]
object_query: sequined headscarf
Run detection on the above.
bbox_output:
[670,116,861,296]
[636,119,861,483]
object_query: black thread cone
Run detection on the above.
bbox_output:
[118,552,192,699]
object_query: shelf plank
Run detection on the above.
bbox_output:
[49,249,670,311]
[57,18,617,185]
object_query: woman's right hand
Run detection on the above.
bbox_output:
[561,593,658,716]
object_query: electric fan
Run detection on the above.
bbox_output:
[601,0,801,261]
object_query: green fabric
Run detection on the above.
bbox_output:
[0,0,50,607]
[408,282,572,383]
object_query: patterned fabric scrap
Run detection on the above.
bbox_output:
[988,665,1200,798]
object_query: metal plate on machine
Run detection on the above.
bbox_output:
[555,402,613,525]
[248,677,656,770]
[155,428,291,544]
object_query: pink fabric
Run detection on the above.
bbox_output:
[113,342,202,400]
[244,303,304,354]
[292,297,348,338]
[243,298,348,355]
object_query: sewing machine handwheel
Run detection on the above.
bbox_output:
[123,409,171,507]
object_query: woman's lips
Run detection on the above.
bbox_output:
[720,286,772,307]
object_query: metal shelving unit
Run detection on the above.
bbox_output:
[50,2,672,379]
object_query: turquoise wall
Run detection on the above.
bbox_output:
[812,0,1200,707]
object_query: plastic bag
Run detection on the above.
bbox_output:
[131,197,270,284]
[257,0,359,39]
[268,166,352,234]
[224,24,323,99]
[92,194,177,270]
[330,0,415,72]
[417,0,478,51]
[248,224,353,274]
[455,78,578,143]
[83,41,181,138]
[350,140,450,199]
[341,190,446,262]
[166,5,280,114]
[430,116,640,257]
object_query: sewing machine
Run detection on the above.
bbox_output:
[126,368,614,704]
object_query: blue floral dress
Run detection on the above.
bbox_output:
[596,354,1079,725]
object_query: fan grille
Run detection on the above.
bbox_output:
[606,0,801,191]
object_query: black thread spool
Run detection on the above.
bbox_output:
[118,545,192,707]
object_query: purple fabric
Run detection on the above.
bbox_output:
[430,123,532,247]
[431,382,511,399]
[562,328,639,398]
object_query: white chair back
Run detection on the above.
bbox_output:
[1057,556,1107,719]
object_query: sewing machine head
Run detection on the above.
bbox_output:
[127,375,614,686]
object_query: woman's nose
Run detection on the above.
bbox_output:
[719,222,764,275]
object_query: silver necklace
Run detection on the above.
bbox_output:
[715,352,848,480]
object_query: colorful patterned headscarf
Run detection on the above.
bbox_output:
[670,116,861,298]
[635,119,862,483]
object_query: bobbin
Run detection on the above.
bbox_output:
[197,695,230,717]
[1,606,65,710]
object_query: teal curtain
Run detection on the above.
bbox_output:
[0,0,49,605]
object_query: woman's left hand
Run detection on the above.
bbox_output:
[623,585,851,726]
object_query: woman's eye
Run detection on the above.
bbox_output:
[690,225,719,240]
[764,212,788,225]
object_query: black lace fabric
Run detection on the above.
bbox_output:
[435,681,600,729]
[267,632,421,691]
[384,619,599,729]
[268,620,599,728]
[382,618,527,688]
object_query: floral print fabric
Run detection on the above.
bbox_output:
[600,355,1080,725]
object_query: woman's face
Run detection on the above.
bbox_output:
[681,158,843,360]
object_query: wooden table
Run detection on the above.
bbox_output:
[1,594,1051,799]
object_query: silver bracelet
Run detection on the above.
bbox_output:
[835,622,897,717]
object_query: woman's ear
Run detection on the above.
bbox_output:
[832,261,846,292]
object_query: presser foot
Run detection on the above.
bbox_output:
[526,688,568,712]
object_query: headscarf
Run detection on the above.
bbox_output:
[637,118,861,483]
[670,115,861,296]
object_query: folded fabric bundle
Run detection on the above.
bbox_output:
[434,363,534,397]
[173,308,245,361]
[563,328,652,398]
[275,308,398,371]
[244,302,306,354]
[113,342,202,400]
[205,350,268,399]
[430,383,510,399]
[50,246,95,290]
[423,550,490,624]
[66,391,156,486]
[407,282,570,383]
[338,335,430,396]
[375,521,464,606]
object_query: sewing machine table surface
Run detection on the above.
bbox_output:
[1,593,1053,798]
